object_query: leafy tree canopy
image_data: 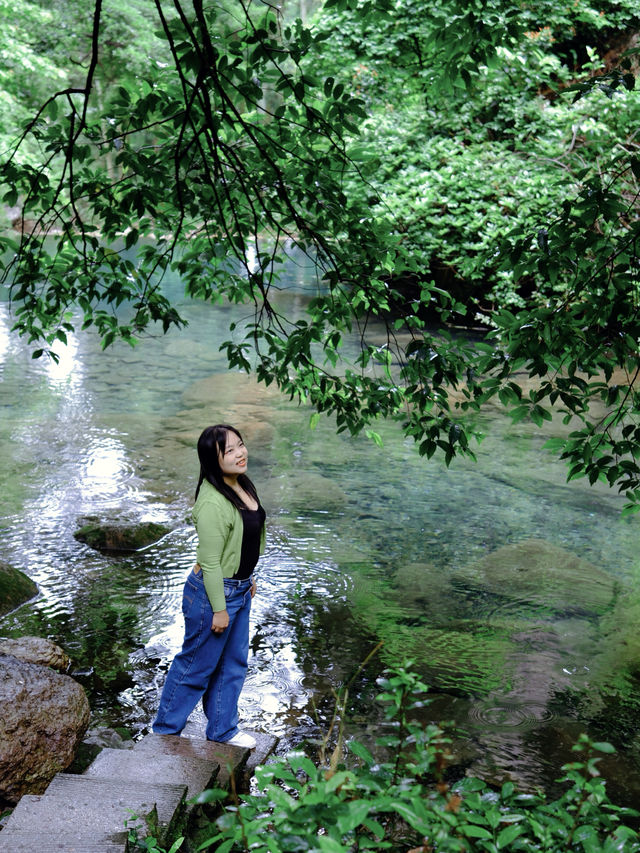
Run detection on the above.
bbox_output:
[1,0,639,509]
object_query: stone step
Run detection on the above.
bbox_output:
[0,731,279,852]
[135,730,278,791]
[240,732,280,788]
[0,775,187,849]
[84,746,220,802]
[134,733,248,791]
[0,810,126,852]
[0,834,125,852]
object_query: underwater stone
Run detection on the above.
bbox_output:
[456,538,618,615]
[74,519,172,553]
[0,561,38,617]
[181,372,282,411]
[590,583,640,683]
[391,562,455,615]
[271,471,348,513]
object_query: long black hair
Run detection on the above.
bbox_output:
[194,424,258,510]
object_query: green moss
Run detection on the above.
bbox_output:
[73,520,171,553]
[0,561,38,616]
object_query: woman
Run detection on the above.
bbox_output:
[152,424,265,748]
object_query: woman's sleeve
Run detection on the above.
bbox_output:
[196,500,230,612]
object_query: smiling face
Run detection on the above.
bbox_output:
[218,430,248,481]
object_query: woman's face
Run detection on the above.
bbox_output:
[218,431,248,479]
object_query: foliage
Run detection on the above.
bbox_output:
[28,0,171,85]
[472,153,640,514]
[319,0,640,312]
[137,663,640,853]
[0,0,640,505]
[126,810,185,853]
[0,0,169,160]
[0,0,67,162]
[316,0,640,100]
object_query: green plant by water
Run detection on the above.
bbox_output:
[139,663,640,852]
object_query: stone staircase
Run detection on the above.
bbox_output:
[0,729,277,852]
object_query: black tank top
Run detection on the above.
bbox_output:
[233,504,265,579]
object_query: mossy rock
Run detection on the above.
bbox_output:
[0,561,38,616]
[589,584,640,683]
[74,520,172,553]
[456,538,619,616]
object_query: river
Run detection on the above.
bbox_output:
[1,255,640,802]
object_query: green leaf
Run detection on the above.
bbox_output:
[317,837,348,852]
[125,228,138,249]
[386,802,429,834]
[460,824,493,839]
[3,188,18,207]
[348,740,375,765]
[544,438,566,452]
[497,823,524,848]
[365,429,383,447]
[591,741,616,754]
[567,463,586,482]
[336,800,372,833]
[193,788,228,804]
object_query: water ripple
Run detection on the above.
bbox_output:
[469,700,556,730]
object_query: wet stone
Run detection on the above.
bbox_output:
[135,731,279,791]
[0,655,90,803]
[0,636,70,671]
[3,775,187,847]
[85,746,220,801]
[73,518,172,553]
[0,826,126,853]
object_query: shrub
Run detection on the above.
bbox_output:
[154,664,640,853]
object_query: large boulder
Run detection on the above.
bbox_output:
[0,561,38,617]
[74,518,172,553]
[0,653,90,803]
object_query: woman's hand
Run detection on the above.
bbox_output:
[251,579,257,598]
[212,609,229,633]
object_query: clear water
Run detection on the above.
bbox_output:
[2,258,640,802]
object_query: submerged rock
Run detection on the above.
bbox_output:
[456,538,618,616]
[0,653,90,803]
[0,561,38,617]
[82,726,134,750]
[590,581,640,682]
[74,518,172,553]
[271,471,348,514]
[390,561,456,617]
[0,637,70,672]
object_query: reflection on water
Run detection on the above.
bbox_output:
[2,262,640,801]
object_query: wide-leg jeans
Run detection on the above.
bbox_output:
[152,568,253,742]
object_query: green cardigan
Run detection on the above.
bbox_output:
[192,479,266,612]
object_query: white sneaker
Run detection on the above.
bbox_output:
[227,731,257,749]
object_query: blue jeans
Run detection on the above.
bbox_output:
[152,569,253,742]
